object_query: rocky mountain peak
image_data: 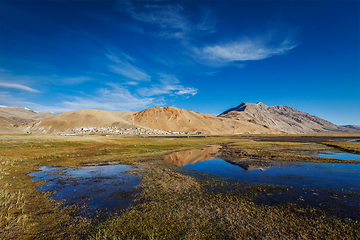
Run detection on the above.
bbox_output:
[219,102,356,134]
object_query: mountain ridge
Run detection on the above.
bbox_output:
[341,125,360,131]
[219,102,355,134]
[0,106,56,125]
[0,103,358,135]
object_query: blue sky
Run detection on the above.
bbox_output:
[0,0,359,125]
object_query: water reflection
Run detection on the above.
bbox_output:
[164,145,221,166]
[29,164,141,212]
[224,159,294,171]
[182,159,360,190]
[180,158,360,220]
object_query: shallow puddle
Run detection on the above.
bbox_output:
[164,145,221,166]
[168,146,360,220]
[331,138,360,142]
[182,158,360,190]
[29,164,141,213]
[314,152,360,161]
[315,152,360,161]
[182,158,360,220]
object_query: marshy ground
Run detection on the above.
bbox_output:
[0,134,359,239]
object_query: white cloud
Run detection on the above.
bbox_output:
[0,77,197,113]
[0,91,40,109]
[125,2,216,39]
[0,82,39,93]
[197,32,298,65]
[0,84,157,113]
[137,74,197,97]
[0,87,153,113]
[106,53,151,81]
[158,73,180,84]
[176,87,198,96]
[59,76,93,85]
[55,84,157,112]
[124,81,139,86]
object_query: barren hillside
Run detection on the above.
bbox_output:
[0,106,55,125]
[0,118,25,134]
[17,106,281,135]
[132,106,280,134]
[19,110,139,134]
[219,102,355,134]
[3,103,356,135]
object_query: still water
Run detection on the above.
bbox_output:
[170,146,360,220]
[182,158,360,190]
[315,152,360,161]
[29,164,141,212]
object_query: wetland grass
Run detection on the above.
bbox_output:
[92,165,359,239]
[221,141,360,164]
[0,134,359,239]
[321,142,360,154]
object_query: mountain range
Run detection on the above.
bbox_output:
[0,103,358,135]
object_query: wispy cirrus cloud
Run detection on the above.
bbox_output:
[196,30,298,66]
[106,51,151,81]
[138,84,197,97]
[78,31,151,82]
[0,82,39,92]
[0,83,159,113]
[58,76,93,85]
[46,84,159,112]
[121,2,297,68]
[124,2,216,40]
[137,73,197,97]
[0,91,40,109]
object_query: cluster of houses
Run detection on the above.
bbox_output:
[61,127,191,135]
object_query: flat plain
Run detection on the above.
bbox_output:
[1,134,359,239]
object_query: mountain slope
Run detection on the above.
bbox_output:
[18,107,281,135]
[131,106,280,134]
[0,106,55,125]
[341,125,360,131]
[4,104,357,135]
[0,118,25,134]
[19,110,139,134]
[219,102,355,134]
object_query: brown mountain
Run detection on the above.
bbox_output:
[2,103,357,135]
[219,102,355,134]
[18,109,139,134]
[131,106,280,134]
[0,106,55,125]
[0,118,24,134]
[17,106,280,135]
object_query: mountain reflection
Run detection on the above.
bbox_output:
[164,145,221,166]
